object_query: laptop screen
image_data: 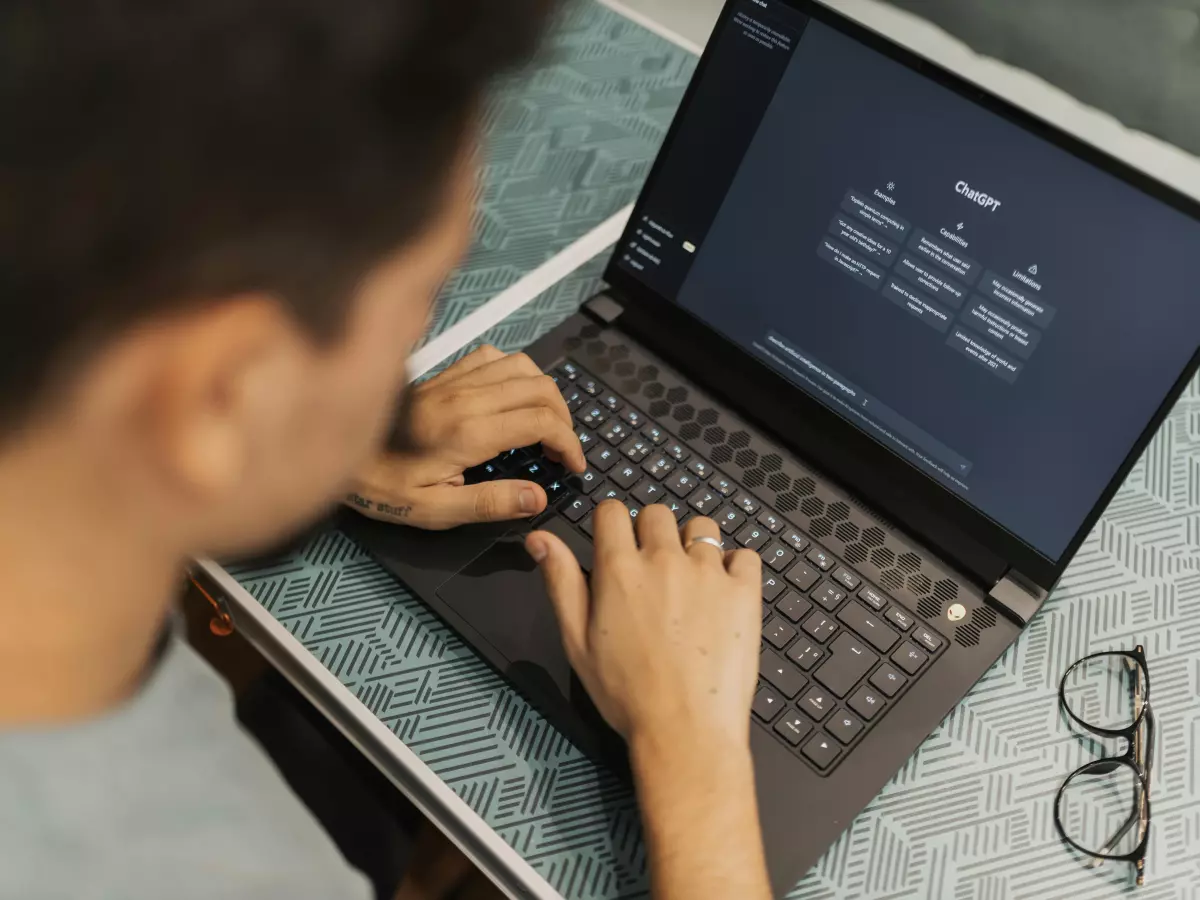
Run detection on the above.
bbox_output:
[614,0,1200,560]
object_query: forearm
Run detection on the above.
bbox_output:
[631,731,772,900]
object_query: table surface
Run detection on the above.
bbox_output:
[227,3,1200,897]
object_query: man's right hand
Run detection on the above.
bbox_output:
[525,501,761,747]
[525,502,772,900]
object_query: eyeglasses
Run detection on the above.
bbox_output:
[1054,645,1154,886]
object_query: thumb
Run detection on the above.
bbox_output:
[525,530,590,663]
[424,479,547,528]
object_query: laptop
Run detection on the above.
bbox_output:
[343,0,1200,892]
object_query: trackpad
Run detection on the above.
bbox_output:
[436,533,573,698]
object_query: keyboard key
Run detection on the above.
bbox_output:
[913,626,943,653]
[544,477,570,504]
[807,547,834,570]
[541,517,595,574]
[610,463,642,490]
[557,361,580,381]
[620,436,653,462]
[762,603,771,622]
[885,606,915,632]
[664,441,689,463]
[761,542,795,572]
[753,685,786,721]
[832,566,861,591]
[757,511,784,533]
[580,514,595,537]
[587,445,620,472]
[773,712,812,746]
[762,617,797,650]
[774,592,812,624]
[624,500,642,520]
[592,483,625,503]
[869,663,906,697]
[802,611,838,643]
[813,633,878,697]
[578,377,601,396]
[642,424,667,445]
[785,562,820,592]
[656,497,687,521]
[575,428,597,449]
[736,523,770,551]
[858,585,888,611]
[600,421,629,445]
[687,459,713,479]
[709,475,736,497]
[785,636,822,670]
[891,642,928,675]
[801,733,842,768]
[519,459,550,483]
[717,506,746,533]
[761,573,787,602]
[733,492,759,515]
[848,685,885,721]
[826,710,864,745]
[798,685,833,719]
[837,602,898,653]
[578,405,608,428]
[562,388,585,412]
[687,488,721,515]
[570,468,603,494]
[781,528,810,553]
[464,461,502,483]
[562,496,592,522]
[620,408,645,428]
[599,391,622,412]
[664,470,700,498]
[631,480,666,506]
[643,455,674,479]
[759,650,806,698]
[811,582,847,612]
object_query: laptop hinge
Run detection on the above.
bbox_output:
[988,570,1048,627]
[583,293,625,324]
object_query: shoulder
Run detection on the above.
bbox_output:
[0,636,372,900]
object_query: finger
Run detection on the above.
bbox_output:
[434,344,506,384]
[592,498,638,558]
[724,546,763,583]
[420,480,547,528]
[525,530,590,664]
[448,351,543,390]
[457,376,573,430]
[636,502,683,554]
[466,409,585,473]
[681,515,726,565]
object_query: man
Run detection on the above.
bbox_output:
[0,2,770,899]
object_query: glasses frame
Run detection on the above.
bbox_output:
[1054,645,1155,886]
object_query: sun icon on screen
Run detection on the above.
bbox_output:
[887,181,895,191]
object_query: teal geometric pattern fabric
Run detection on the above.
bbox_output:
[422,0,696,343]
[228,4,1200,898]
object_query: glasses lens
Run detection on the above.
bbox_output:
[1058,759,1145,857]
[1062,654,1145,731]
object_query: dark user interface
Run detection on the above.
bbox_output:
[616,2,1200,559]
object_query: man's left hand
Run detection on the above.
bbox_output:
[344,345,586,530]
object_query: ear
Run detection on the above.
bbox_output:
[128,294,303,501]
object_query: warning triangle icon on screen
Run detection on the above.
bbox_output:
[1028,264,1038,275]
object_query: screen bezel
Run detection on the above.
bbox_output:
[603,0,1200,589]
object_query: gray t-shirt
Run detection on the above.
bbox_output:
[0,634,372,900]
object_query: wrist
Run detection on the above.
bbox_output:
[629,724,754,789]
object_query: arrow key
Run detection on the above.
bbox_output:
[773,712,813,746]
[759,650,806,699]
[801,732,842,769]
[752,684,785,722]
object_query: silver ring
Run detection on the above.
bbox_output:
[686,536,725,552]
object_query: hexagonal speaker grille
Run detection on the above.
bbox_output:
[811,518,832,538]
[637,365,659,381]
[610,344,630,359]
[918,597,942,620]
[835,522,860,543]
[862,527,886,548]
[761,453,783,472]
[644,382,664,399]
[703,426,726,446]
[728,430,751,449]
[801,497,825,518]
[679,422,701,441]
[697,409,719,426]
[767,473,791,493]
[744,469,765,488]
[828,501,850,522]
[712,445,733,465]
[795,477,816,497]
[844,543,868,566]
[735,449,758,468]
[672,404,695,422]
[955,623,982,647]
[621,379,641,394]
[615,361,635,377]
[666,386,689,404]
[776,491,800,513]
[649,400,670,418]
[586,340,606,356]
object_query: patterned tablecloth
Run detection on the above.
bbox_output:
[228,3,1200,897]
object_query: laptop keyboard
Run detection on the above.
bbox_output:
[464,359,946,776]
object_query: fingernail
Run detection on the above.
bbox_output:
[526,536,548,562]
[519,488,539,513]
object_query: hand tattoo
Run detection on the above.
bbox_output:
[377,502,412,519]
[347,492,372,510]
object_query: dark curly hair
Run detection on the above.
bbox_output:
[0,0,555,430]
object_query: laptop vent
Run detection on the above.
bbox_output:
[572,329,990,633]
